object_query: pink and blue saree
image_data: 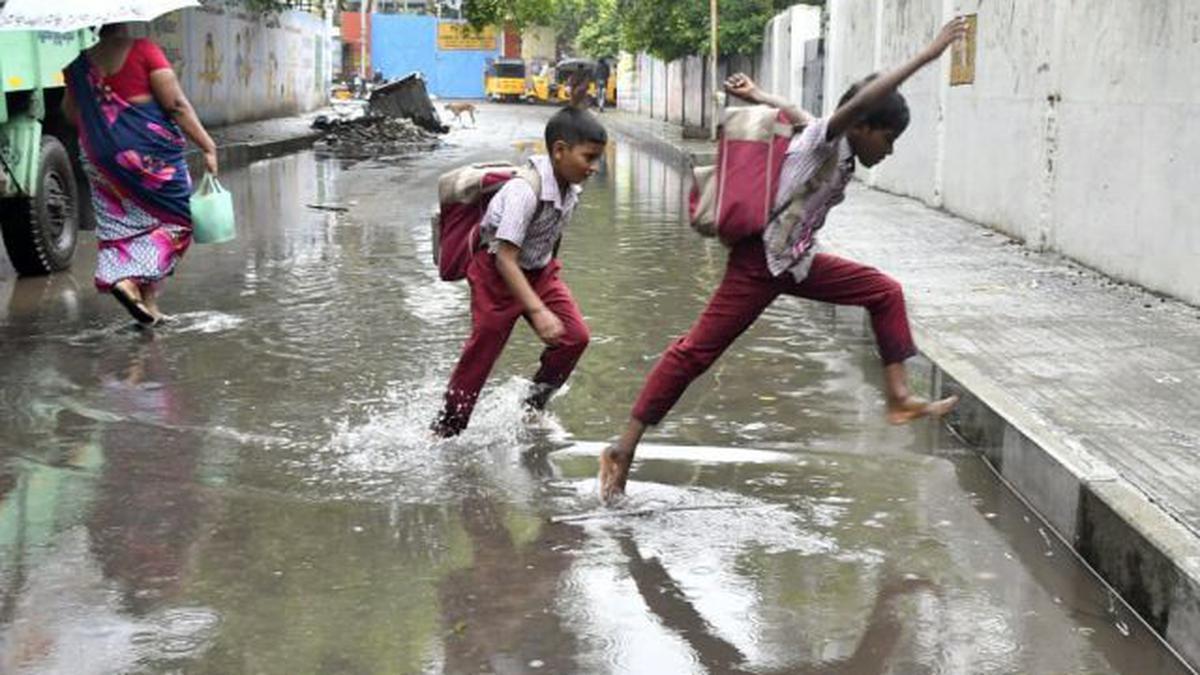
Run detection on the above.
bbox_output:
[64,54,193,291]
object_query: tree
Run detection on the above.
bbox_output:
[461,0,557,31]
[462,0,821,60]
[574,0,620,58]
[618,0,814,61]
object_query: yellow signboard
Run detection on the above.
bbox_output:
[950,14,978,86]
[437,22,497,51]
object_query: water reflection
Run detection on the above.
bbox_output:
[0,336,219,673]
[0,106,1191,674]
[438,492,585,673]
[617,532,940,675]
[88,336,209,611]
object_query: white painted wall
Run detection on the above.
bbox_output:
[143,3,332,127]
[760,4,822,103]
[520,26,556,64]
[828,0,1200,304]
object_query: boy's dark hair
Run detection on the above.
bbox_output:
[837,74,910,135]
[545,106,607,150]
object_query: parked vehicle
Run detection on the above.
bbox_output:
[484,58,526,103]
[524,59,553,103]
[553,58,594,104]
[0,29,95,275]
[552,58,615,106]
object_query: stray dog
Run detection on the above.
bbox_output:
[444,102,477,127]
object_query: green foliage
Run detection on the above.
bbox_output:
[245,0,294,14]
[245,0,334,16]
[574,0,621,58]
[461,0,557,31]
[463,0,820,61]
[618,0,809,60]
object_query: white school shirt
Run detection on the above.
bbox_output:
[763,117,856,281]
[480,155,583,270]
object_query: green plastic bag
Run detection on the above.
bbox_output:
[190,173,236,244]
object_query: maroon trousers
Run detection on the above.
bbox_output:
[436,250,590,436]
[632,237,917,426]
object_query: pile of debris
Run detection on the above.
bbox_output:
[312,114,441,157]
[313,73,451,157]
[368,73,450,134]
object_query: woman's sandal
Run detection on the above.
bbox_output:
[111,284,158,325]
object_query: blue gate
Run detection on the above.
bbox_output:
[370,15,499,99]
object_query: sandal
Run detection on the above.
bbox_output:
[111,284,157,325]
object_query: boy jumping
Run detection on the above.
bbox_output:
[600,17,970,499]
[433,107,607,437]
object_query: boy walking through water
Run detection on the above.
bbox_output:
[433,107,607,437]
[600,17,970,499]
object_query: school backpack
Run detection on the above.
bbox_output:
[689,105,838,245]
[431,161,542,281]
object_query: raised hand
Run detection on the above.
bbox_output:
[723,72,759,102]
[926,16,970,58]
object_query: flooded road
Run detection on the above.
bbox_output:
[0,104,1191,674]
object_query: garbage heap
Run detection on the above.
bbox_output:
[313,72,448,157]
[312,115,441,157]
[367,73,450,134]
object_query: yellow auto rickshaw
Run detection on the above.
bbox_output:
[484,58,527,102]
[552,58,617,107]
[524,59,553,103]
[553,58,596,103]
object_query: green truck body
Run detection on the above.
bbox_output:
[0,28,96,274]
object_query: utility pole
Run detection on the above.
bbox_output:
[710,0,719,141]
[360,0,374,80]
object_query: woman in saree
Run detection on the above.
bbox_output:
[63,23,218,325]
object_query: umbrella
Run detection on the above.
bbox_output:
[0,0,199,32]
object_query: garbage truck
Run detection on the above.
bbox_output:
[0,28,95,275]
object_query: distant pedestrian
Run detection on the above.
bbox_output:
[599,17,971,500]
[594,58,611,112]
[431,107,608,437]
[566,68,591,109]
[62,23,217,325]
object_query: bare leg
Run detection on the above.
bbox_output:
[600,418,647,502]
[140,284,166,322]
[117,279,141,300]
[883,362,958,425]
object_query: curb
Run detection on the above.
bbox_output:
[601,112,716,167]
[918,330,1200,671]
[186,131,323,174]
[611,115,1200,671]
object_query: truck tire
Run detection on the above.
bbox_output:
[1,135,80,275]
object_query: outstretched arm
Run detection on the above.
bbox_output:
[826,16,968,140]
[723,73,815,127]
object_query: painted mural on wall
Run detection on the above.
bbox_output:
[144,0,330,126]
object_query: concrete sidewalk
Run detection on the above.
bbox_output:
[603,109,1200,670]
[189,107,333,172]
[600,110,717,166]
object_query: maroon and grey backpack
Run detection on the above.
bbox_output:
[431,161,542,281]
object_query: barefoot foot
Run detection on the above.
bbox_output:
[886,394,959,425]
[111,281,156,325]
[598,444,633,502]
